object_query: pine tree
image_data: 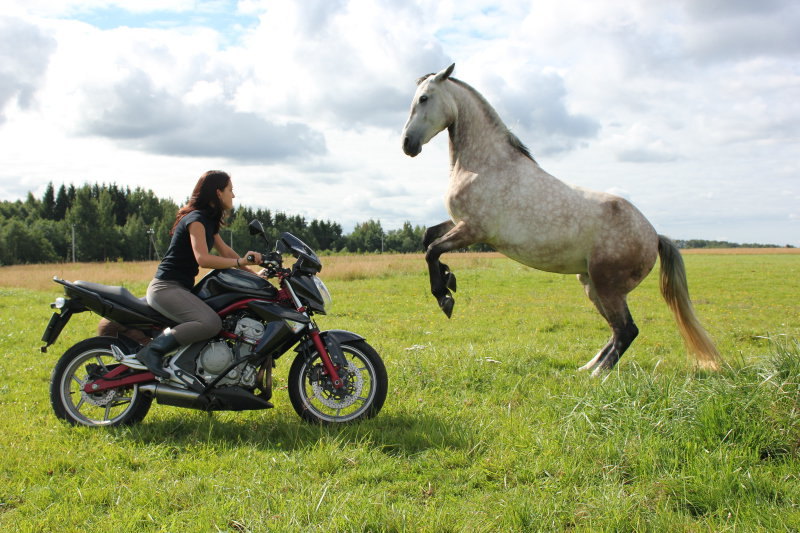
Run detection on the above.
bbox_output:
[54,184,69,221]
[41,182,56,220]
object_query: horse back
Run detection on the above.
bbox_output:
[446,162,657,275]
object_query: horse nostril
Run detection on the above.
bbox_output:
[403,136,410,150]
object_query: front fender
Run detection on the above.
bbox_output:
[294,330,366,367]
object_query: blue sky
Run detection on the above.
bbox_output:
[70,1,257,37]
[1,0,798,246]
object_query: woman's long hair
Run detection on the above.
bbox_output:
[171,170,231,235]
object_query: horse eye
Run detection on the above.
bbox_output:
[419,95,429,104]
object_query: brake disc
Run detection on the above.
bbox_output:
[77,368,122,407]
[310,360,363,409]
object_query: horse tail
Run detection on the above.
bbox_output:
[657,235,722,370]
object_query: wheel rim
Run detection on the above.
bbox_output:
[59,347,141,426]
[296,345,378,423]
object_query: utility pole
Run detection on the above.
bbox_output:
[147,228,161,260]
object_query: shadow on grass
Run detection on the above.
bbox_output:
[115,410,480,457]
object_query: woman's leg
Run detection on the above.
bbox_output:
[146,279,222,345]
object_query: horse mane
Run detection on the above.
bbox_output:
[447,77,535,162]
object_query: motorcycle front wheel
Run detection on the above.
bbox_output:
[288,339,387,424]
[50,337,152,427]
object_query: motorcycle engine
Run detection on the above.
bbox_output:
[195,317,265,387]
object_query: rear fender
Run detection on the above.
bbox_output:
[41,298,87,352]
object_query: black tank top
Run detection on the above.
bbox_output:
[155,210,217,289]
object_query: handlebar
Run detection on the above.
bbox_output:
[245,251,283,267]
[249,251,285,279]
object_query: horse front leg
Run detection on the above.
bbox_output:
[423,221,458,293]
[424,220,476,318]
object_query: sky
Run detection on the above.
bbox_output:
[1,0,798,246]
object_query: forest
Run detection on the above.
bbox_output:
[0,182,789,265]
[0,182,428,265]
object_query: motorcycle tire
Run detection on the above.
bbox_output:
[50,336,153,427]
[288,339,387,424]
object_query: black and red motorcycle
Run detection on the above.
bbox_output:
[41,220,387,427]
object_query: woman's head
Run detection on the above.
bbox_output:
[191,170,231,211]
[172,170,233,233]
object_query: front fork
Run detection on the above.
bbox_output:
[308,327,344,389]
[281,279,344,389]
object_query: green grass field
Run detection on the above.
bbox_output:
[0,252,798,531]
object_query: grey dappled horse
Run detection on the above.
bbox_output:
[401,64,721,375]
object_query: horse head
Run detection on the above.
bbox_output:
[401,63,457,157]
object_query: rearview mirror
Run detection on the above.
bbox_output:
[248,219,265,236]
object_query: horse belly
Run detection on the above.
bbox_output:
[446,167,604,274]
[498,195,598,273]
[498,239,589,274]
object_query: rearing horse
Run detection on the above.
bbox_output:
[401,64,721,374]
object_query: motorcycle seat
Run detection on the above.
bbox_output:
[73,280,161,319]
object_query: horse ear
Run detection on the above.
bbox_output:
[434,63,455,83]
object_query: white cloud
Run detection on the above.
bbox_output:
[0,0,798,246]
[0,16,56,122]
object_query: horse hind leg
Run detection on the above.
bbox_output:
[578,340,614,373]
[577,273,639,375]
[591,306,639,376]
[577,274,614,373]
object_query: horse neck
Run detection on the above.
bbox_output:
[446,83,511,170]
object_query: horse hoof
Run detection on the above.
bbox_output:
[439,294,455,318]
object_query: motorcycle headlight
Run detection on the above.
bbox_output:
[313,276,332,312]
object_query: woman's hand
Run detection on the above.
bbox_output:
[241,251,263,266]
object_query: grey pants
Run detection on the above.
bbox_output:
[146,278,222,345]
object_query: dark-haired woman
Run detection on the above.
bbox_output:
[136,170,262,377]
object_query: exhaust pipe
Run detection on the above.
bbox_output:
[139,383,208,410]
[139,383,272,411]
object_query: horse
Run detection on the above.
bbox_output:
[401,64,721,375]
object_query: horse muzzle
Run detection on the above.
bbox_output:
[402,134,422,157]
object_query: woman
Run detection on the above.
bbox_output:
[136,170,262,377]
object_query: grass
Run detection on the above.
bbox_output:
[0,251,799,531]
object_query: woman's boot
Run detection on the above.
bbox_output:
[136,332,179,378]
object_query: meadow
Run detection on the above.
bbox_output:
[0,250,798,532]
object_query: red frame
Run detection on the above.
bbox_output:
[82,364,155,393]
[83,293,343,393]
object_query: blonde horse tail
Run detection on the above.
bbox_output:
[657,235,722,370]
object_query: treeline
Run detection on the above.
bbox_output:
[0,182,430,265]
[4,183,790,266]
[674,239,794,249]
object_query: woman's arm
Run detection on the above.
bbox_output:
[189,222,261,270]
[213,234,239,260]
[212,233,262,273]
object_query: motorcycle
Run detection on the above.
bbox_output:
[41,220,388,427]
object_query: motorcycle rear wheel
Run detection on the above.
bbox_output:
[288,339,387,424]
[50,337,152,427]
